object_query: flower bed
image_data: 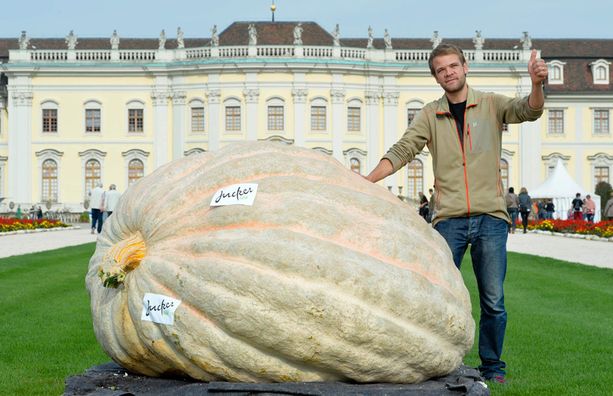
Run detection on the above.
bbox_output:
[528,219,613,238]
[0,218,70,233]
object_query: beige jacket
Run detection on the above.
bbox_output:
[384,86,543,225]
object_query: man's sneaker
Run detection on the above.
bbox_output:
[485,375,506,384]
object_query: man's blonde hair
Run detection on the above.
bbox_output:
[428,43,467,75]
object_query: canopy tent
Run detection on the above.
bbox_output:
[530,159,601,222]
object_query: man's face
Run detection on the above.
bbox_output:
[432,54,469,94]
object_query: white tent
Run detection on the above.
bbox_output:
[530,159,601,222]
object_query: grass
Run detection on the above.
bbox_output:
[0,243,108,395]
[0,244,611,395]
[460,252,613,395]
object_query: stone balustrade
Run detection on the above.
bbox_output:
[9,45,533,64]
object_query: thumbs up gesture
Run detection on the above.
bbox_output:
[528,49,548,85]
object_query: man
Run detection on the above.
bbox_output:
[102,184,122,218]
[90,183,105,234]
[583,194,596,222]
[505,187,519,233]
[571,193,583,220]
[428,187,437,222]
[365,43,547,383]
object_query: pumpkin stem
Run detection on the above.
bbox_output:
[98,231,146,288]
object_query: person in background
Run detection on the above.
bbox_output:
[90,183,105,234]
[428,187,437,223]
[537,201,546,220]
[418,192,429,221]
[571,193,583,221]
[604,192,613,221]
[583,194,596,223]
[544,199,555,220]
[102,184,122,218]
[36,206,43,220]
[15,205,22,219]
[518,187,532,234]
[365,43,547,383]
[505,187,519,233]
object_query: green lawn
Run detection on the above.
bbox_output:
[0,244,611,395]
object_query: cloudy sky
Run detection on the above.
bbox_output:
[0,0,610,40]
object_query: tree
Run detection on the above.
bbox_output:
[595,181,612,215]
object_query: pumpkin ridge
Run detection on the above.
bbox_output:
[162,248,468,356]
[164,241,471,340]
[152,269,443,382]
[134,264,349,382]
[157,222,459,301]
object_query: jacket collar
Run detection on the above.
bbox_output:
[435,85,478,116]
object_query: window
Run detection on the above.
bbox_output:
[547,61,566,84]
[406,159,423,201]
[548,110,564,134]
[225,106,241,131]
[347,107,361,132]
[406,100,423,128]
[128,109,144,132]
[350,158,361,174]
[500,159,509,191]
[42,109,58,133]
[42,159,58,203]
[595,166,609,185]
[267,106,284,130]
[85,109,101,133]
[594,109,609,135]
[128,159,144,185]
[311,106,326,131]
[84,159,101,194]
[590,59,610,84]
[191,107,205,132]
[407,109,419,127]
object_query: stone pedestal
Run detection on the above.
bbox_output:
[64,362,489,395]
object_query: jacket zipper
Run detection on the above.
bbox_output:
[458,109,471,216]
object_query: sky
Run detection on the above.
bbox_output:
[0,0,611,40]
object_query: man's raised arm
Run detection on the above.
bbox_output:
[528,49,548,109]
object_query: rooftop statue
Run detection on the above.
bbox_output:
[65,30,78,50]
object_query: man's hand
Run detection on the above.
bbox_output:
[528,49,548,85]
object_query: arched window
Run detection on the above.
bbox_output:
[500,159,509,191]
[42,159,58,203]
[407,159,423,200]
[590,59,610,84]
[128,159,144,185]
[350,158,361,174]
[85,159,101,193]
[547,60,566,85]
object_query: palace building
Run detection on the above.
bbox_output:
[0,21,612,212]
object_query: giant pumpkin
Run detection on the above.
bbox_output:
[86,141,474,383]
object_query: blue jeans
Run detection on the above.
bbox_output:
[507,208,518,232]
[434,214,508,378]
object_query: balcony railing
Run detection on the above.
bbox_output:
[10,45,532,64]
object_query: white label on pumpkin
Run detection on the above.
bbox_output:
[141,293,181,326]
[210,183,258,207]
